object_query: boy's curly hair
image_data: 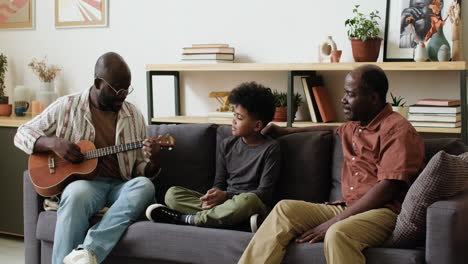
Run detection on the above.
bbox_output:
[228,82,275,128]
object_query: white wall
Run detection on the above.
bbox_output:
[0,0,465,122]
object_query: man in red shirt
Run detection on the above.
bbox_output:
[238,64,425,264]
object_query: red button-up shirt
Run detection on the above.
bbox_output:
[336,104,425,213]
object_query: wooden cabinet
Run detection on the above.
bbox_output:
[0,115,32,236]
[146,62,467,144]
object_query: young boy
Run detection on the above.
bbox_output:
[146,81,280,232]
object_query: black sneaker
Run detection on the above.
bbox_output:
[145,204,184,224]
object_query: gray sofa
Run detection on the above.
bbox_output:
[24,123,468,264]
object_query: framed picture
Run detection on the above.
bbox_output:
[55,0,108,28]
[384,0,460,61]
[0,0,34,29]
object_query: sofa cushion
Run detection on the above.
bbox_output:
[147,124,218,203]
[330,135,343,202]
[275,131,333,204]
[386,151,468,248]
[423,138,466,163]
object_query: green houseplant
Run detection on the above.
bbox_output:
[345,5,382,62]
[272,90,303,122]
[390,92,409,118]
[0,53,8,104]
[0,53,12,116]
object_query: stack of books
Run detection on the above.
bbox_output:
[301,74,336,123]
[408,99,461,128]
[181,44,235,63]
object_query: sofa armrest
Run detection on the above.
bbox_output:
[426,189,468,264]
[23,170,43,264]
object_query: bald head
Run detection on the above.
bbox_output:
[349,64,388,106]
[94,52,131,83]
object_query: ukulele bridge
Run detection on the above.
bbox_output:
[48,156,56,174]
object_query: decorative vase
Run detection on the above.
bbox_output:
[427,26,450,61]
[331,50,342,63]
[413,43,428,62]
[350,37,382,62]
[36,81,58,111]
[437,44,451,61]
[320,36,338,63]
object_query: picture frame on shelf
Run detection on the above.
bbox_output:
[0,0,35,29]
[383,0,461,61]
[55,0,108,29]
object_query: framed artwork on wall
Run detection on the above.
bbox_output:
[384,0,461,61]
[55,0,108,28]
[0,0,35,29]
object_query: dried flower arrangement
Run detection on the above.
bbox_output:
[28,57,61,83]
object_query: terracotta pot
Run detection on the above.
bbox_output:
[350,37,382,62]
[273,107,298,122]
[0,104,12,116]
[273,107,287,122]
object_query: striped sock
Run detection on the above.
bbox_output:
[181,214,195,225]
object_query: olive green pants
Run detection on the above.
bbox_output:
[238,200,397,264]
[165,186,268,227]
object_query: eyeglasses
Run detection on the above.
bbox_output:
[96,77,134,97]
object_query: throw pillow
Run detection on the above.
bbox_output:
[385,151,468,248]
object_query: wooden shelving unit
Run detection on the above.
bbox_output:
[146,62,467,143]
[0,114,33,128]
[146,62,467,72]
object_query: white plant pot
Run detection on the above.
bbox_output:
[392,106,409,119]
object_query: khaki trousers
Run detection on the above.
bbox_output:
[165,186,268,227]
[238,200,397,264]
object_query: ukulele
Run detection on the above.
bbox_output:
[28,135,176,197]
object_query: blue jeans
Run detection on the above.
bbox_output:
[52,176,155,264]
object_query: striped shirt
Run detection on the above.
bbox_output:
[14,88,148,180]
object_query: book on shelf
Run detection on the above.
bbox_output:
[415,98,461,106]
[301,76,320,122]
[409,105,461,114]
[309,75,336,122]
[410,121,461,128]
[180,59,234,64]
[182,54,234,60]
[183,47,235,54]
[408,113,461,122]
[192,44,229,48]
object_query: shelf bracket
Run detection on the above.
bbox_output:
[461,70,467,145]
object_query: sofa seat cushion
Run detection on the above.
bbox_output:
[37,211,424,264]
[284,243,424,264]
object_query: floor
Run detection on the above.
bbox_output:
[0,234,24,264]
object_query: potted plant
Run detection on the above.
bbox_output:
[390,92,409,118]
[272,90,303,122]
[0,53,12,116]
[345,5,382,62]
